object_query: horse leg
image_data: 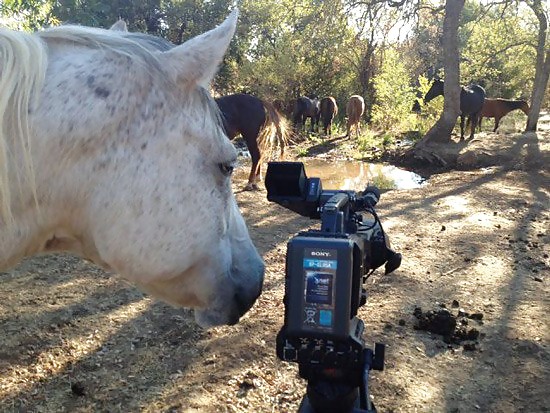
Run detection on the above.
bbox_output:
[493,116,500,132]
[460,115,465,140]
[275,124,284,160]
[469,114,477,140]
[244,134,261,191]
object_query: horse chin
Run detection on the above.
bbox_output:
[194,307,241,328]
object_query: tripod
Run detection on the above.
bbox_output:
[297,345,385,413]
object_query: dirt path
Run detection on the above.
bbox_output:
[0,126,548,412]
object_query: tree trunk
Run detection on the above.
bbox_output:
[358,41,377,123]
[413,0,465,153]
[526,0,550,132]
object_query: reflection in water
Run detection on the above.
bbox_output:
[296,159,425,190]
[234,158,426,190]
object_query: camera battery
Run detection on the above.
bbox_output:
[285,235,357,341]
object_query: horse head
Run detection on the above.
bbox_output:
[424,78,444,103]
[0,10,264,328]
[519,100,530,116]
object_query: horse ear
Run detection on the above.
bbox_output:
[110,19,128,32]
[160,9,237,88]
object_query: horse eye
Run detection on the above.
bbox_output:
[219,162,234,176]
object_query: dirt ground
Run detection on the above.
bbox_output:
[1,116,549,412]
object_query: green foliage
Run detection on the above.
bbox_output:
[370,48,417,133]
[0,0,543,140]
[460,3,537,99]
[356,128,378,153]
[0,0,58,30]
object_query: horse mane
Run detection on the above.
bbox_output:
[0,28,47,225]
[37,25,173,75]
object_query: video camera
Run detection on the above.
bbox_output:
[265,162,401,413]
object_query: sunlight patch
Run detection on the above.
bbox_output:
[466,212,499,228]
[440,195,469,213]
[472,255,510,280]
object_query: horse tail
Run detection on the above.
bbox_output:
[0,28,48,225]
[259,100,293,161]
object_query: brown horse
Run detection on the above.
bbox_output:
[320,96,338,136]
[216,93,290,191]
[345,95,365,139]
[478,98,530,132]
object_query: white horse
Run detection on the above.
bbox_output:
[0,10,264,327]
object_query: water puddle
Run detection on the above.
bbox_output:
[235,158,426,190]
[299,159,426,190]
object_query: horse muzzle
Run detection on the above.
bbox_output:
[195,260,264,328]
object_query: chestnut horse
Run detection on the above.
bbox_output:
[479,98,530,132]
[216,94,290,190]
[424,79,486,140]
[0,10,264,328]
[345,95,365,139]
[320,96,338,136]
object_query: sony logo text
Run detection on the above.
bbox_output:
[311,251,331,257]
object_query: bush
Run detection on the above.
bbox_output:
[371,48,418,133]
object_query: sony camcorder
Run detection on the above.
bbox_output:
[265,161,401,413]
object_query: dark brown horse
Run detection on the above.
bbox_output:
[478,98,530,132]
[424,79,486,140]
[320,96,338,136]
[345,95,365,139]
[292,96,321,132]
[216,94,289,191]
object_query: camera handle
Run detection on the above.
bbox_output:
[297,344,385,413]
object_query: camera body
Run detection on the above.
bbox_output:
[279,233,368,386]
[266,162,393,391]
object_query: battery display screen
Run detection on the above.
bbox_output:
[302,249,337,330]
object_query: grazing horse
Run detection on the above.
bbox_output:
[0,10,264,328]
[424,78,486,140]
[479,98,530,132]
[345,95,365,139]
[320,96,338,136]
[216,94,289,191]
[292,96,321,132]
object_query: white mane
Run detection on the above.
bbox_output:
[0,28,47,225]
[37,25,166,73]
